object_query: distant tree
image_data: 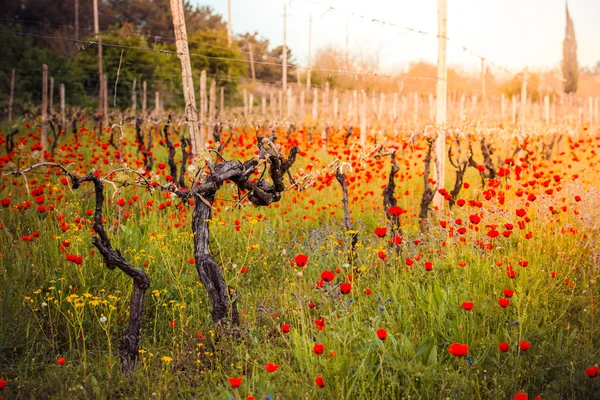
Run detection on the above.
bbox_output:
[562,4,579,94]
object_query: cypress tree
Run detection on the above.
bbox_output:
[562,4,579,94]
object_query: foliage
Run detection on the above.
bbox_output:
[562,5,579,94]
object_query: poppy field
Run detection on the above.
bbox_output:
[0,117,599,400]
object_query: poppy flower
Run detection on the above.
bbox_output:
[229,377,243,388]
[340,282,351,294]
[514,394,528,400]
[281,323,290,333]
[424,261,433,271]
[0,198,11,208]
[157,163,166,170]
[378,251,387,260]
[498,298,510,308]
[315,376,325,388]
[313,344,325,355]
[374,227,387,238]
[264,362,280,372]
[321,270,335,282]
[295,254,308,267]
[169,321,176,327]
[448,343,468,357]
[392,236,402,245]
[461,302,474,311]
[498,342,510,352]
[364,288,372,295]
[503,289,514,298]
[0,378,7,390]
[376,328,387,340]
[585,365,599,378]
[519,340,531,352]
[57,357,66,365]
[388,206,403,216]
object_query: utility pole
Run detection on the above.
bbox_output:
[520,67,528,132]
[282,6,287,94]
[227,0,233,47]
[93,0,103,119]
[433,0,447,211]
[307,14,312,90]
[170,0,202,153]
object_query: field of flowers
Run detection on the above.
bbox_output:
[0,117,599,399]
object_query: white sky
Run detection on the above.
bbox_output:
[196,0,600,75]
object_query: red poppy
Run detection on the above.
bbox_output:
[378,251,387,260]
[374,227,387,238]
[586,365,599,378]
[0,198,11,208]
[498,298,510,308]
[264,362,280,372]
[169,321,176,327]
[229,377,243,388]
[281,323,290,333]
[498,342,510,352]
[448,343,468,357]
[376,328,387,340]
[461,302,474,311]
[315,376,325,388]
[0,378,7,390]
[364,288,372,295]
[57,357,66,365]
[313,344,325,355]
[519,340,531,352]
[503,289,514,298]
[295,254,308,267]
[157,163,166,170]
[321,270,335,282]
[388,206,403,216]
[340,282,351,294]
[514,394,528,400]
[424,261,433,271]
[392,236,402,245]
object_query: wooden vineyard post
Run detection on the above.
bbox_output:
[131,79,137,115]
[413,92,419,124]
[286,87,292,119]
[433,0,448,211]
[155,92,160,118]
[324,82,329,119]
[220,87,225,119]
[200,70,207,122]
[142,81,147,119]
[393,93,398,121]
[42,64,48,155]
[74,0,79,41]
[359,90,367,147]
[333,89,338,121]
[103,75,108,119]
[261,96,266,118]
[243,89,248,119]
[209,79,216,121]
[49,77,54,115]
[170,0,202,153]
[544,95,550,123]
[278,90,283,119]
[60,83,65,127]
[8,69,15,125]
[227,0,232,47]
[429,93,434,121]
[511,95,517,125]
[520,67,528,132]
[269,91,275,118]
[312,88,318,121]
[248,42,256,82]
[249,93,254,116]
[500,93,506,122]
[300,90,305,119]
